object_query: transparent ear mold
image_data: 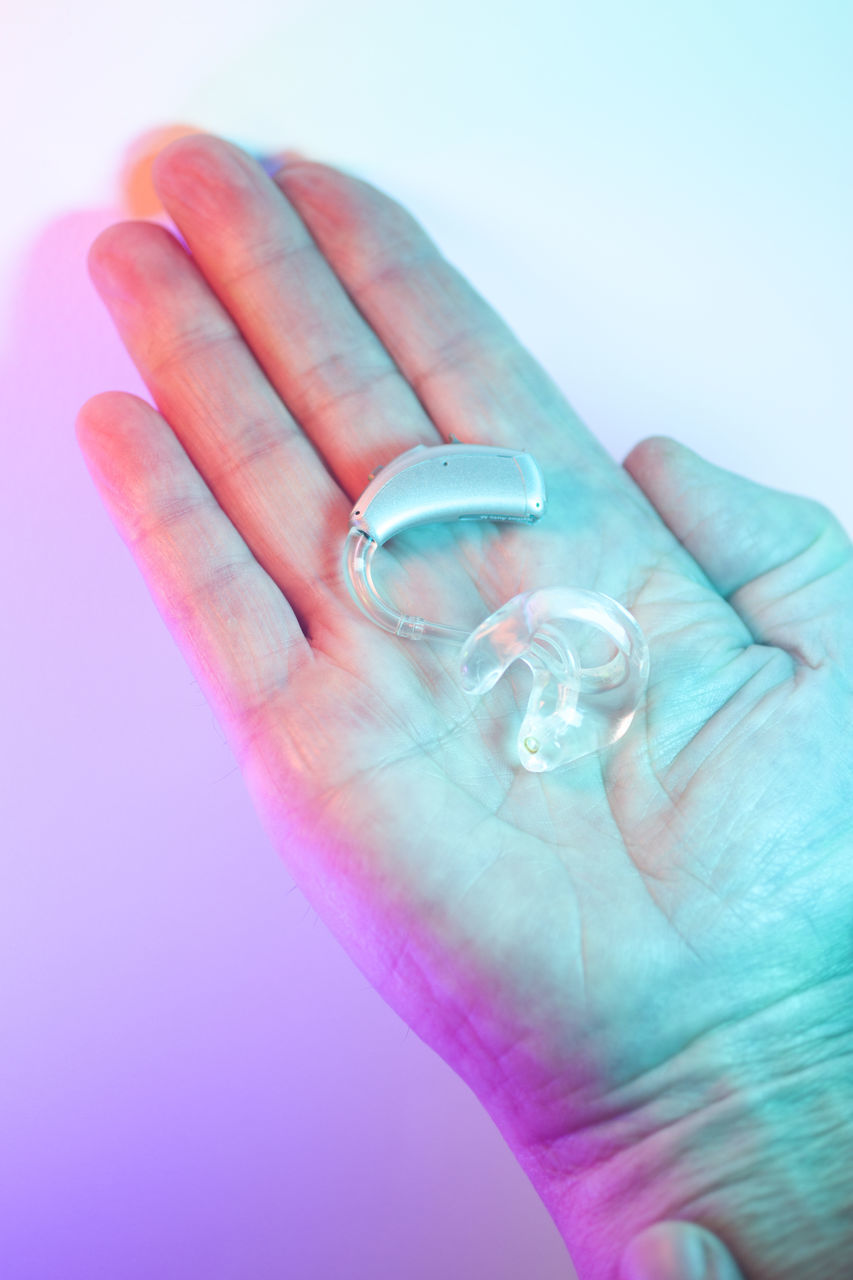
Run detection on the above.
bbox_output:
[342,442,650,773]
[459,587,649,772]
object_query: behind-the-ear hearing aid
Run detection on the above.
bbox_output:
[342,441,649,773]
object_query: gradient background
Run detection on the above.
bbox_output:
[2,2,851,1277]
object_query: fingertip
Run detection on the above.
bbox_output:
[76,389,144,438]
[622,434,685,481]
[150,128,221,187]
[620,1222,746,1280]
[622,435,696,494]
[261,148,311,175]
[86,219,176,298]
[618,1221,688,1280]
[74,393,161,488]
[86,221,127,287]
[75,390,123,449]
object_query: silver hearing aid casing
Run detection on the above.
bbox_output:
[348,442,547,546]
[342,440,650,772]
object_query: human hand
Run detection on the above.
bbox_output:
[76,133,853,1279]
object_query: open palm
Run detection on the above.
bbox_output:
[77,134,853,1280]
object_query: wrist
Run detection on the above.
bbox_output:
[509,976,853,1279]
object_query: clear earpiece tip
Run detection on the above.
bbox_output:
[459,587,649,772]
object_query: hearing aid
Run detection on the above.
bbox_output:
[342,441,649,773]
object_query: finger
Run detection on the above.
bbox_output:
[145,135,687,654]
[619,1221,747,1280]
[150,132,443,501]
[271,154,618,483]
[86,217,347,639]
[623,436,853,668]
[75,390,311,745]
[268,152,753,651]
[139,135,749,683]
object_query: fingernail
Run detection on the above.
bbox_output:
[685,1235,712,1278]
[687,1234,736,1280]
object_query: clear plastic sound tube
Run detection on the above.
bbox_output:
[343,525,649,773]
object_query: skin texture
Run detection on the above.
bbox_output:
[76,133,853,1279]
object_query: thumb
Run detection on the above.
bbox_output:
[623,434,853,667]
[618,1220,747,1280]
